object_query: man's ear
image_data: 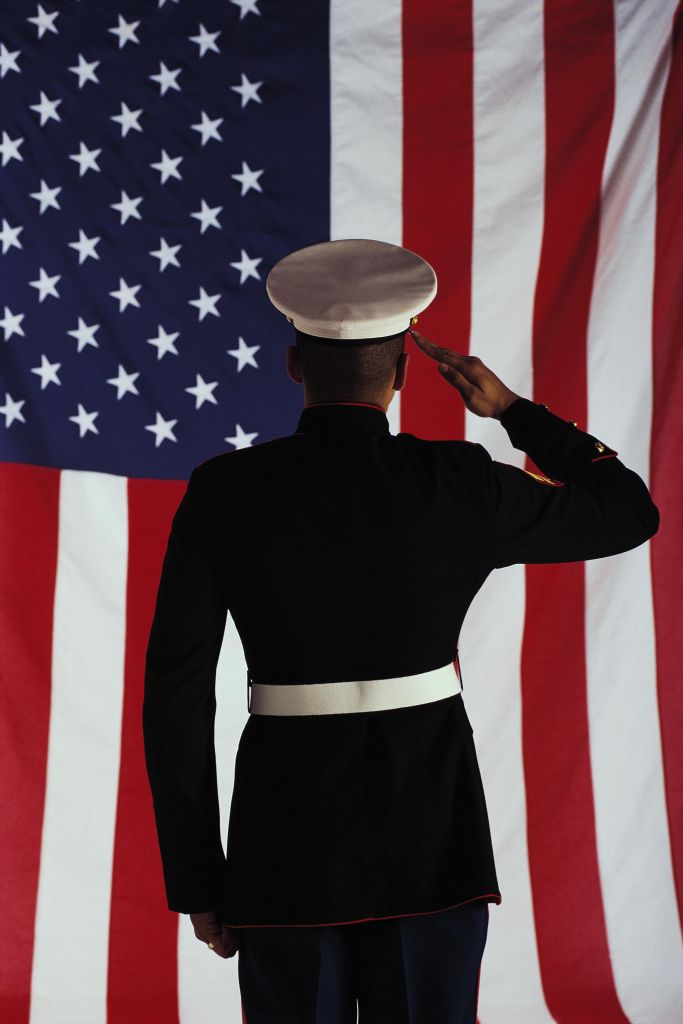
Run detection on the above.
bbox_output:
[393,351,408,391]
[286,344,303,384]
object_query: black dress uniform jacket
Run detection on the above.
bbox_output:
[142,397,659,927]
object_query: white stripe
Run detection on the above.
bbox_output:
[329,0,403,436]
[585,2,683,1019]
[30,471,128,1024]
[465,3,552,1022]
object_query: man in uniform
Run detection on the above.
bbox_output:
[142,238,659,1023]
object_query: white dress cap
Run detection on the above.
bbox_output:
[266,238,438,340]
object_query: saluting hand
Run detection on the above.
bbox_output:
[409,329,520,420]
[190,910,240,959]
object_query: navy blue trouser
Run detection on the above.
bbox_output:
[237,900,489,1023]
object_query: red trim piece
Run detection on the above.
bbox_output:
[303,401,386,412]
[591,452,618,462]
[222,893,501,929]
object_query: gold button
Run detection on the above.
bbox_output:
[541,403,548,410]
[571,420,578,427]
[595,441,605,452]
[286,316,293,323]
[410,315,419,325]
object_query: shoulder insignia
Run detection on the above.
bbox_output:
[523,469,564,487]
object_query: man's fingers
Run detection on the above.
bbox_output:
[410,329,482,381]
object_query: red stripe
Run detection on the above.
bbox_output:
[401,0,473,440]
[651,0,683,931]
[107,478,186,1022]
[523,4,629,1021]
[0,463,60,1023]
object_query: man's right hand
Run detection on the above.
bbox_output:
[409,328,520,420]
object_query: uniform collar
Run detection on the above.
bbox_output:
[296,401,390,436]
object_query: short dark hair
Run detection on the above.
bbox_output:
[294,327,406,402]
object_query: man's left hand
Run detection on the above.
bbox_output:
[190,910,240,959]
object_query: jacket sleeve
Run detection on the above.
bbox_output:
[478,398,659,569]
[142,465,229,914]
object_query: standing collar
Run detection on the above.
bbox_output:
[295,401,390,436]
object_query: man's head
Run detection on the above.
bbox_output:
[286,327,409,409]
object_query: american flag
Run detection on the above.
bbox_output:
[1,1,681,1021]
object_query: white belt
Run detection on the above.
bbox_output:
[247,661,462,716]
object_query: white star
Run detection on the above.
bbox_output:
[0,219,23,254]
[0,42,21,78]
[0,392,26,428]
[230,72,263,108]
[110,101,143,137]
[147,324,180,360]
[186,373,219,409]
[190,110,223,145]
[68,53,100,88]
[229,248,262,284]
[225,423,258,449]
[30,354,61,389]
[69,402,99,438]
[231,160,264,196]
[110,189,143,225]
[109,277,141,312]
[27,4,59,39]
[149,61,182,96]
[230,0,261,19]
[69,140,102,176]
[29,178,61,213]
[150,148,183,184]
[227,336,260,372]
[68,229,100,264]
[29,266,61,302]
[106,364,140,399]
[1,306,26,341]
[0,131,24,167]
[145,411,178,447]
[29,90,62,126]
[149,237,182,272]
[188,286,221,321]
[108,14,140,49]
[189,23,221,57]
[190,199,223,234]
[67,317,100,352]
[158,0,179,6]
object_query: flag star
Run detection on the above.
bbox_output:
[1,306,26,342]
[69,140,102,176]
[110,189,143,225]
[189,23,221,57]
[108,14,140,49]
[29,266,61,302]
[149,61,182,96]
[225,423,258,449]
[229,248,262,284]
[230,72,263,108]
[68,53,100,88]
[227,335,260,371]
[30,354,61,389]
[149,237,182,272]
[230,0,261,18]
[0,392,26,428]
[0,219,23,254]
[147,324,180,359]
[191,110,223,145]
[67,317,100,352]
[158,0,179,7]
[231,161,264,196]
[145,411,178,447]
[110,101,143,137]
[0,131,24,167]
[29,90,62,126]
[69,402,99,438]
[109,277,141,312]
[188,286,221,321]
[68,229,100,264]
[186,373,219,409]
[150,148,183,183]
[30,178,62,213]
[106,364,140,399]
[190,199,223,234]
[0,42,22,78]
[27,4,59,39]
